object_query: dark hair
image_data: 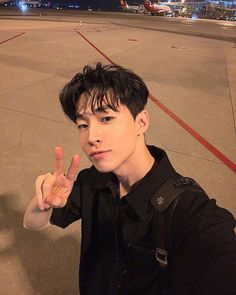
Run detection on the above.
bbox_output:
[59,62,149,123]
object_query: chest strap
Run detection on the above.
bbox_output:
[151,176,204,268]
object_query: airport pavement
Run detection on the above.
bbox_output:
[0,10,235,294]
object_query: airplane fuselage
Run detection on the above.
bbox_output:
[120,0,145,13]
[144,0,171,14]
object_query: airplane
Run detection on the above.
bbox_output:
[119,0,145,14]
[143,0,172,15]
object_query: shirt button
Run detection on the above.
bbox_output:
[123,269,127,275]
[118,284,122,289]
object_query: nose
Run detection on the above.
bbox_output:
[87,122,102,146]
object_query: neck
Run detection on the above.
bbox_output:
[116,145,155,197]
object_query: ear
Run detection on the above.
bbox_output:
[135,110,149,135]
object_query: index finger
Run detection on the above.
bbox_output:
[55,146,64,175]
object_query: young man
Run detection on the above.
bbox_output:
[24,63,236,295]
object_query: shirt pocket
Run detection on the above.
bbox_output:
[126,244,158,274]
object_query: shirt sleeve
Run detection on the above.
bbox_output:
[171,191,236,295]
[50,173,83,228]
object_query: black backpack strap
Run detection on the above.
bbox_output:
[151,176,204,268]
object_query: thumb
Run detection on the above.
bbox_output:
[45,194,67,208]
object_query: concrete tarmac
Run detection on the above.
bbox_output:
[0,9,235,294]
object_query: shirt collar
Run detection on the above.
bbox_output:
[124,146,179,221]
[95,146,179,220]
[94,171,119,197]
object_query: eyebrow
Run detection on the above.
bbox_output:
[75,106,111,120]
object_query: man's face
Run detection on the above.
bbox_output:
[76,96,143,174]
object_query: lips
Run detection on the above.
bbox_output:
[90,150,110,160]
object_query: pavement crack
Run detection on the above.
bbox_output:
[222,42,236,136]
[0,105,66,125]
[162,146,222,164]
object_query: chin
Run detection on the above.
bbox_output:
[93,163,115,174]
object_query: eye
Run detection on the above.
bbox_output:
[101,116,114,123]
[77,124,88,130]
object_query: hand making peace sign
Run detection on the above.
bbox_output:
[35,146,80,210]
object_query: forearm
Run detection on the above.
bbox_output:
[23,196,53,231]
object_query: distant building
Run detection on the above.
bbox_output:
[160,0,235,8]
[21,0,41,7]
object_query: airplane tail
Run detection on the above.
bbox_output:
[120,0,128,8]
[144,0,152,8]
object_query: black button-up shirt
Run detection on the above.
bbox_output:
[51,146,236,295]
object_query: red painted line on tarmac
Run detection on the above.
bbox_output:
[75,30,236,174]
[0,32,25,45]
[149,94,236,173]
[75,30,115,65]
